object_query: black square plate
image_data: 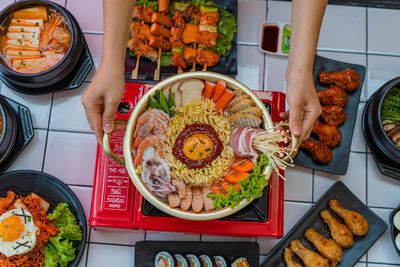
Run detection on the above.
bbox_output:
[293,55,366,175]
[260,181,387,267]
[135,241,259,266]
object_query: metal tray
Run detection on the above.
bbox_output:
[135,241,259,266]
[293,55,366,175]
[261,181,387,267]
[124,0,238,82]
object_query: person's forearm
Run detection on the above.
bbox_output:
[287,0,327,77]
[101,0,136,74]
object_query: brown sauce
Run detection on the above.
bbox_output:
[261,25,279,53]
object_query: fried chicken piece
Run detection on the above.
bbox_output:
[183,47,196,65]
[171,50,187,69]
[172,10,185,29]
[329,199,369,236]
[198,31,219,48]
[319,69,360,92]
[304,228,343,265]
[170,27,184,47]
[284,248,303,267]
[196,49,220,67]
[317,86,348,107]
[320,210,354,249]
[130,22,152,41]
[313,121,342,148]
[290,240,329,267]
[321,105,347,126]
[301,140,333,164]
[133,6,153,23]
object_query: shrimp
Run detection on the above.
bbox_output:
[0,191,15,210]
[134,135,165,166]
[134,109,170,137]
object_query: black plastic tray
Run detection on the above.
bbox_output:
[293,55,366,175]
[389,205,400,257]
[261,181,387,267]
[135,241,259,267]
[0,170,87,267]
[124,0,238,82]
[0,97,34,174]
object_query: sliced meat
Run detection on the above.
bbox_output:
[180,186,193,211]
[202,187,214,211]
[31,192,50,213]
[192,187,204,213]
[172,179,186,199]
[231,127,262,162]
[168,194,180,208]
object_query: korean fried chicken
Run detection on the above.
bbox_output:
[320,210,354,249]
[290,240,329,267]
[304,228,343,265]
[317,86,348,107]
[319,69,360,92]
[284,248,303,267]
[313,121,342,148]
[301,140,333,164]
[329,199,369,236]
[321,105,347,126]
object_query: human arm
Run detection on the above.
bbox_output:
[82,0,136,142]
[282,0,327,143]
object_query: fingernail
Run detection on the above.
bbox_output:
[292,126,301,135]
[104,123,113,133]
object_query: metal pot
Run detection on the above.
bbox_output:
[102,72,298,221]
[0,96,17,164]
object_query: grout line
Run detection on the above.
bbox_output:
[82,31,104,35]
[237,42,259,47]
[48,129,94,135]
[67,184,93,188]
[84,228,91,267]
[41,93,54,172]
[366,205,395,210]
[365,262,400,266]
[350,150,369,154]
[284,199,313,205]
[33,127,48,131]
[87,241,135,247]
[316,48,400,58]
[311,169,315,203]
[64,0,68,8]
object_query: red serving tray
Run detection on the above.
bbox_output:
[89,82,286,237]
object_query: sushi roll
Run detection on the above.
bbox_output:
[231,258,250,267]
[186,254,201,267]
[213,256,227,267]
[155,251,175,267]
[199,255,213,267]
[174,254,188,267]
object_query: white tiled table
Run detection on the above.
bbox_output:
[1,0,400,266]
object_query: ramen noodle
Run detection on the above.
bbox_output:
[0,6,71,74]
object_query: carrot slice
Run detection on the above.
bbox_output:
[215,89,234,110]
[220,180,231,190]
[232,158,255,172]
[211,183,221,194]
[212,80,226,102]
[225,169,248,184]
[203,81,216,99]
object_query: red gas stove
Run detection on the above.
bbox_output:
[89,82,287,237]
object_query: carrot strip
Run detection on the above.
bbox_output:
[215,89,234,110]
[212,80,226,102]
[203,81,216,99]
[211,183,221,194]
[225,169,248,184]
[232,158,255,172]
[221,180,231,190]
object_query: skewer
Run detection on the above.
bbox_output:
[130,3,146,79]
[202,63,207,71]
[191,17,198,72]
[154,47,161,81]
[178,66,183,74]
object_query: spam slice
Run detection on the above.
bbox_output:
[229,98,256,114]
[226,95,250,112]
[235,106,263,117]
[230,113,262,128]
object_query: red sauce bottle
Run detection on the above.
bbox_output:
[261,25,280,53]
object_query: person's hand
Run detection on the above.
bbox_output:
[81,66,125,143]
[280,69,322,143]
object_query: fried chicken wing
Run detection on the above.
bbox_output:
[313,121,342,148]
[301,140,333,164]
[290,240,329,267]
[321,105,347,126]
[171,50,187,69]
[329,199,369,236]
[317,86,348,107]
[284,248,303,267]
[133,6,153,23]
[320,210,354,249]
[196,49,220,67]
[304,228,343,265]
[319,69,360,92]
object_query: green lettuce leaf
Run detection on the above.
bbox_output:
[214,9,237,56]
[136,0,158,11]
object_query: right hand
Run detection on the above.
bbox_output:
[81,66,125,143]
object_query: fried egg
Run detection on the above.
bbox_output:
[0,208,38,257]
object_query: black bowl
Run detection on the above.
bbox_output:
[0,95,17,164]
[389,205,400,257]
[362,76,400,180]
[0,0,84,89]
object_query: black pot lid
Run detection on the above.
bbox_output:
[0,95,17,164]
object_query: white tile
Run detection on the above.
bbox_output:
[314,153,366,203]
[16,0,66,6]
[237,46,265,91]
[351,103,367,153]
[66,0,103,33]
[354,263,366,267]
[368,8,400,55]
[266,1,292,22]
[316,51,367,101]
[201,234,256,242]
[284,165,313,202]
[44,131,97,186]
[367,55,400,99]
[87,243,134,267]
[145,231,201,241]
[318,5,366,52]
[69,186,93,228]
[84,34,103,82]
[6,129,47,172]
[77,243,88,267]
[368,264,399,267]
[258,201,312,254]
[264,55,287,93]
[367,155,400,208]
[238,0,266,44]
[1,84,52,129]
[90,228,145,245]
[0,0,14,11]
[368,208,400,265]
[50,82,91,132]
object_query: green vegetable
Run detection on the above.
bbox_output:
[191,0,217,7]
[381,87,400,123]
[159,51,173,67]
[168,90,175,116]
[209,154,269,209]
[214,9,237,56]
[172,47,183,54]
[135,0,158,11]
[173,2,190,11]
[44,203,82,267]
[158,90,171,115]
[200,5,218,13]
[148,95,162,110]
